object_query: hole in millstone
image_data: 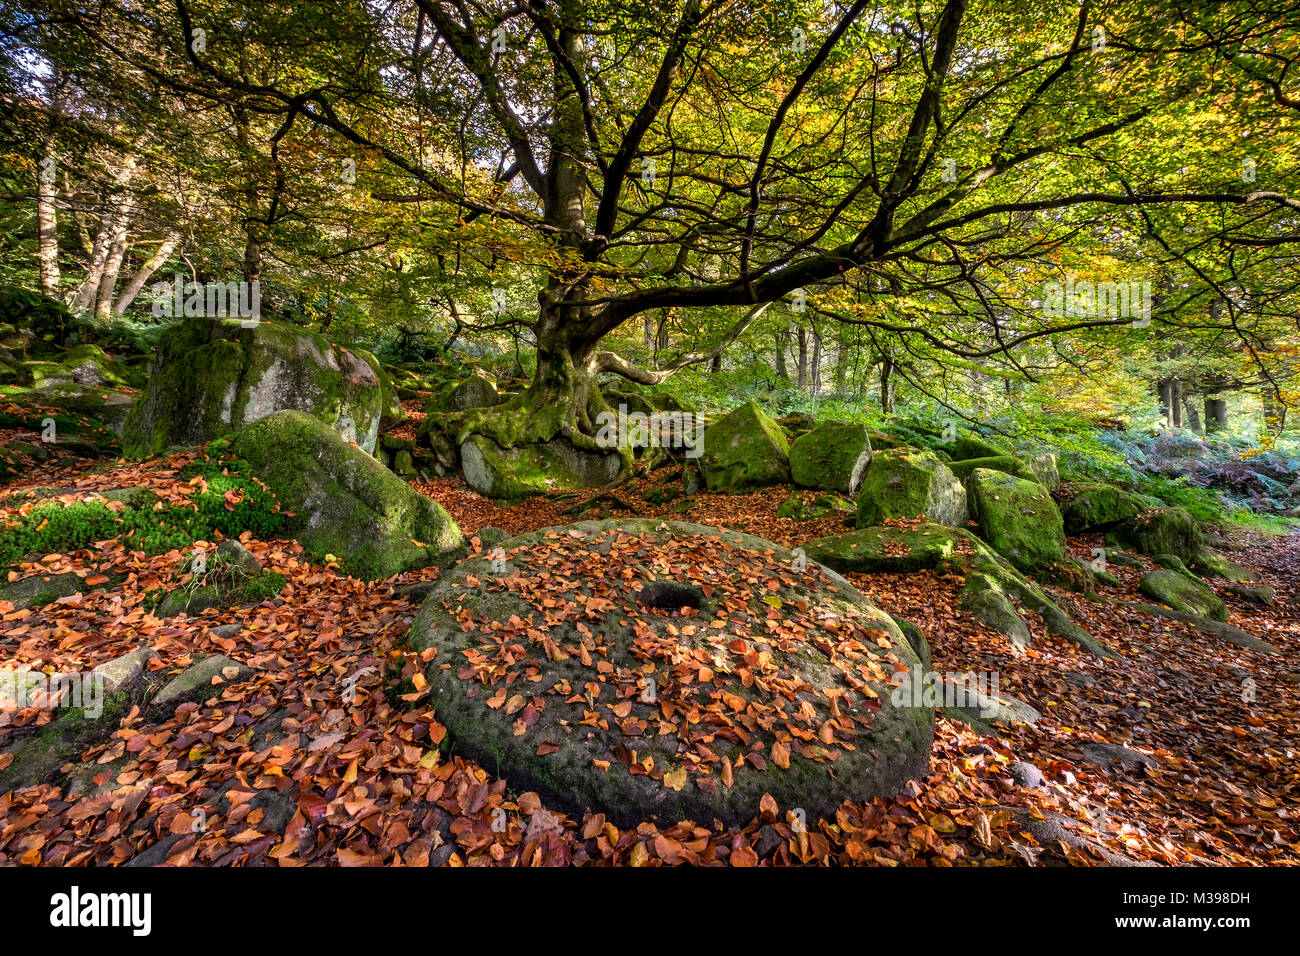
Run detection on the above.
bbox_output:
[635,581,703,613]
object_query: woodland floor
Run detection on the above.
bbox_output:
[1,436,1298,866]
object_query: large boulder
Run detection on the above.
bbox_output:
[1024,452,1061,491]
[698,399,791,492]
[1138,569,1227,622]
[788,421,873,495]
[1114,507,1202,561]
[123,317,391,458]
[406,519,933,827]
[21,384,135,435]
[460,435,624,500]
[806,522,1110,658]
[966,469,1067,573]
[1061,482,1149,534]
[947,455,1036,483]
[855,448,966,527]
[805,523,970,574]
[424,370,501,415]
[59,344,133,388]
[948,433,1011,460]
[231,411,464,579]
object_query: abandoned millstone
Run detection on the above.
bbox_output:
[406,518,933,827]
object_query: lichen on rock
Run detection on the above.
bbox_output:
[123,317,390,457]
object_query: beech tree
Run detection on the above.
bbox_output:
[27,0,1300,450]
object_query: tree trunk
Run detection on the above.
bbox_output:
[774,331,788,380]
[70,209,117,313]
[94,217,131,321]
[796,324,808,389]
[1183,396,1202,435]
[115,233,180,314]
[36,165,61,297]
[880,355,896,413]
[810,329,822,395]
[1261,388,1285,435]
[1204,396,1228,434]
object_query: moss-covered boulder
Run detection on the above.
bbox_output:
[802,521,1110,657]
[1025,452,1061,491]
[966,469,1066,573]
[18,360,74,387]
[775,491,854,521]
[232,411,464,579]
[1061,482,1147,534]
[788,421,873,495]
[421,370,501,418]
[698,399,791,492]
[431,370,501,414]
[959,572,1033,648]
[805,523,971,574]
[0,286,75,345]
[123,317,390,458]
[1138,569,1227,622]
[0,572,83,610]
[59,344,133,388]
[1189,548,1253,582]
[948,433,1011,460]
[460,435,624,500]
[948,455,1036,483]
[1114,507,1202,561]
[855,448,967,528]
[406,519,933,827]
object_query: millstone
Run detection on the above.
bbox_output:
[407,518,933,827]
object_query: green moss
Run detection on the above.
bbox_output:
[966,469,1066,574]
[1061,482,1148,533]
[948,455,1035,483]
[1113,507,1202,561]
[1138,569,1227,622]
[855,448,966,527]
[805,523,964,573]
[788,421,873,494]
[948,433,1011,460]
[0,462,287,570]
[232,410,463,579]
[698,399,791,492]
